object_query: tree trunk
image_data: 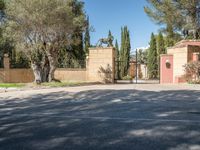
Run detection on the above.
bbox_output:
[48,54,57,82]
[31,63,42,84]
[41,56,50,82]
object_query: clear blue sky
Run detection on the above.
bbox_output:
[83,0,160,52]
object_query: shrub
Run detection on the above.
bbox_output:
[184,61,200,83]
[122,75,133,80]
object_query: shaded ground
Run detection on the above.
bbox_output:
[0,84,200,150]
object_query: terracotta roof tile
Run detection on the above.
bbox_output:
[171,40,200,48]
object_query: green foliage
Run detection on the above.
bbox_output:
[70,32,85,60]
[12,51,30,68]
[0,0,5,21]
[58,48,86,68]
[84,16,90,55]
[157,32,166,55]
[115,40,119,61]
[184,61,200,83]
[0,83,25,88]
[137,49,148,64]
[5,0,86,82]
[0,28,15,68]
[122,75,132,80]
[144,0,200,40]
[5,0,86,59]
[147,33,158,79]
[119,26,131,78]
[68,0,86,61]
[115,40,120,79]
[0,0,9,67]
[156,32,165,77]
[41,81,82,87]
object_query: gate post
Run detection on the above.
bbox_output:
[87,47,115,83]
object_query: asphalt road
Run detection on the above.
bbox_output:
[1,84,200,150]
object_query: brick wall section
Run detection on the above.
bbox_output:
[88,47,115,83]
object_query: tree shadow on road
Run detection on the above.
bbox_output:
[0,89,200,150]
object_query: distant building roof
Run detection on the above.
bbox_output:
[169,40,200,49]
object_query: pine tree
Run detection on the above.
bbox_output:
[147,33,158,79]
[84,16,90,55]
[144,0,200,39]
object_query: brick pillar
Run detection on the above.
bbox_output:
[88,47,115,83]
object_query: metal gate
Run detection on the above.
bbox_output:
[114,60,159,84]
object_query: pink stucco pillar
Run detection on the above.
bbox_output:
[160,55,173,84]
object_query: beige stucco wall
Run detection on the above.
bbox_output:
[88,47,115,83]
[167,47,188,83]
[0,69,6,82]
[0,69,87,83]
[55,69,87,82]
[0,69,34,83]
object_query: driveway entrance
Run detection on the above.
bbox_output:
[0,84,200,150]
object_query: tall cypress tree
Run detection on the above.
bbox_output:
[120,27,125,78]
[71,31,84,61]
[157,32,165,55]
[115,40,119,61]
[108,30,114,47]
[70,0,85,61]
[84,16,90,55]
[147,33,158,79]
[120,26,131,78]
[157,32,165,77]
[115,40,120,79]
[124,26,131,76]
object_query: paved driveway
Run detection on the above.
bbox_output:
[1,84,200,150]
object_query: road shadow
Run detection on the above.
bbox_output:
[0,89,200,150]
